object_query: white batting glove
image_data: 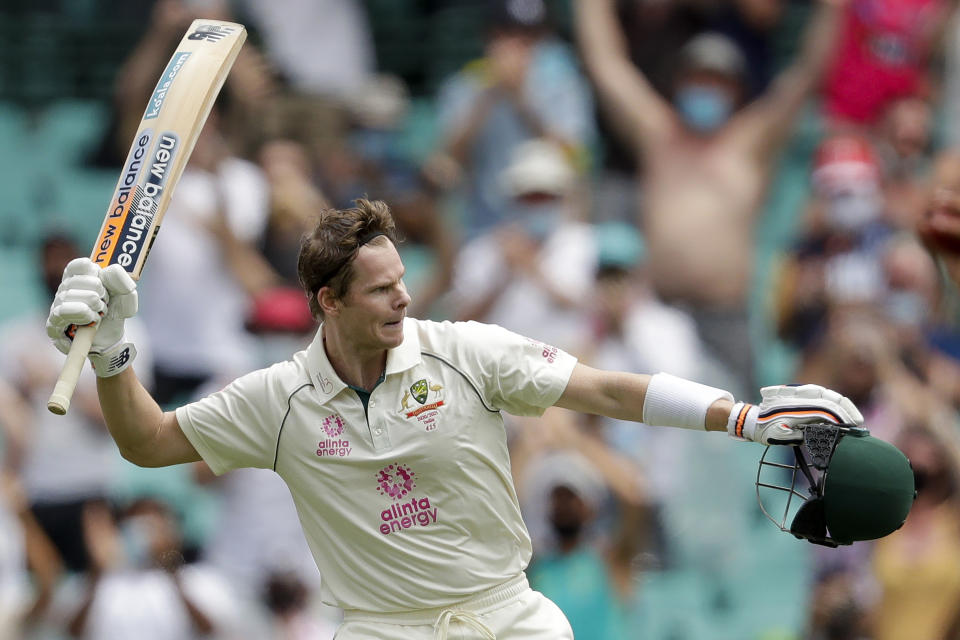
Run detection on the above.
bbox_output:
[46,258,139,377]
[727,384,864,445]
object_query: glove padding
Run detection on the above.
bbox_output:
[46,258,138,366]
[728,384,864,445]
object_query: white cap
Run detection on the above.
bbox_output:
[346,74,410,129]
[679,32,747,80]
[525,450,607,511]
[501,138,575,198]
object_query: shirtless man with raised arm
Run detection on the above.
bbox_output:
[575,0,845,392]
[45,199,861,639]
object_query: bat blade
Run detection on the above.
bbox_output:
[48,19,246,415]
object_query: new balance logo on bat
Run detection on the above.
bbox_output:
[187,25,235,42]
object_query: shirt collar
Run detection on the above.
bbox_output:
[386,317,421,375]
[305,319,422,405]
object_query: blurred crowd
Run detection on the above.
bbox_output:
[3,0,960,638]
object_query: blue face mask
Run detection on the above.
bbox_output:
[884,290,928,327]
[121,517,153,570]
[516,203,564,241]
[675,85,734,133]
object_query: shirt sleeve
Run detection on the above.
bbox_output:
[175,364,289,474]
[451,322,578,417]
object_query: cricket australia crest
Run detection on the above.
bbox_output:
[410,379,429,404]
[399,378,445,431]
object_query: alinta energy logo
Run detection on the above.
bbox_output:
[322,414,344,437]
[374,463,438,536]
[316,414,351,457]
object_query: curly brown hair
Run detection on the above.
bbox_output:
[297,199,399,319]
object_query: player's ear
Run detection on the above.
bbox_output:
[317,286,341,318]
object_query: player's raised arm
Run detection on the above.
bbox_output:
[555,362,864,444]
[46,19,246,415]
[573,0,675,153]
[46,258,199,468]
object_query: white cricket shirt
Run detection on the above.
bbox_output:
[176,318,577,612]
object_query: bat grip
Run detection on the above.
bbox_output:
[47,325,97,415]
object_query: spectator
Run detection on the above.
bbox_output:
[586,222,706,383]
[822,0,950,126]
[428,0,595,237]
[0,396,62,636]
[874,94,935,230]
[592,0,785,223]
[239,0,375,164]
[138,109,273,406]
[512,413,648,640]
[805,565,871,640]
[451,138,596,352]
[880,235,943,366]
[258,139,331,287]
[66,498,240,640]
[869,425,960,640]
[236,0,373,99]
[775,134,892,352]
[916,150,960,289]
[0,233,151,574]
[581,224,745,568]
[526,453,634,640]
[616,0,784,101]
[575,0,845,394]
[799,303,960,450]
[262,571,337,640]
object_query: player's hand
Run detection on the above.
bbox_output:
[46,259,138,375]
[728,384,864,445]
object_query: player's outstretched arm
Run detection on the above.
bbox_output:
[46,258,200,467]
[555,363,863,444]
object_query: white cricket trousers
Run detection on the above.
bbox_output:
[334,574,574,639]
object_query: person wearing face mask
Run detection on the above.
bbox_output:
[426,0,595,238]
[576,0,847,395]
[521,437,647,640]
[775,135,892,352]
[451,138,597,353]
[0,234,153,575]
[67,498,240,640]
[877,235,960,408]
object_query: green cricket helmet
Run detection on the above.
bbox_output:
[756,423,916,547]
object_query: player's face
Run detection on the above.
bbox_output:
[337,239,411,351]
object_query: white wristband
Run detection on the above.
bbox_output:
[642,372,734,430]
[89,341,137,378]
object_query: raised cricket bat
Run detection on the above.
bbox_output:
[47,19,246,415]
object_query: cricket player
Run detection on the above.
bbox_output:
[46,199,863,639]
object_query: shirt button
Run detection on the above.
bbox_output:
[375,428,383,435]
[369,401,377,408]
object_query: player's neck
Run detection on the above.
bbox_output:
[321,325,387,391]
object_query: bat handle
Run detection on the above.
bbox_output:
[47,325,97,415]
